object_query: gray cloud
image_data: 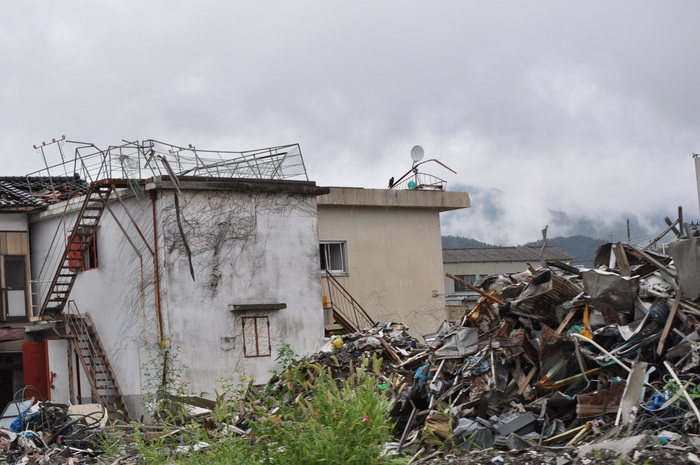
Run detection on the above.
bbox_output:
[1,1,698,242]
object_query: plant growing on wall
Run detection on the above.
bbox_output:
[142,337,190,423]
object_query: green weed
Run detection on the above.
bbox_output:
[248,353,405,464]
[142,338,190,423]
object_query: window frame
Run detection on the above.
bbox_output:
[453,274,477,293]
[319,241,348,274]
[67,231,98,272]
[0,254,29,322]
[241,316,272,358]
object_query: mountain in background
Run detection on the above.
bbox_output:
[441,235,496,249]
[439,183,684,268]
[525,235,605,267]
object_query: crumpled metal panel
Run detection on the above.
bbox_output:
[576,382,626,418]
[434,327,479,359]
[669,237,700,300]
[594,242,672,277]
[582,269,639,313]
[509,269,582,319]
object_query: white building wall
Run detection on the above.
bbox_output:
[318,205,447,335]
[0,213,29,231]
[158,189,324,395]
[30,186,325,418]
[30,193,158,415]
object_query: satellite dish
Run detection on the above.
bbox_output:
[410,145,424,163]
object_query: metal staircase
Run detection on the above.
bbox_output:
[322,270,376,333]
[65,307,130,421]
[40,185,112,318]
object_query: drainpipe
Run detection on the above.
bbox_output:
[150,190,164,341]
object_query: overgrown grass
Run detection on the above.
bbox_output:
[112,348,406,465]
[248,354,403,464]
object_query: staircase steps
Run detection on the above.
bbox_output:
[322,270,376,334]
[40,185,112,318]
[65,312,130,422]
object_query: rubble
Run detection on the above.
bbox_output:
[0,399,108,464]
[2,237,700,464]
[314,238,700,462]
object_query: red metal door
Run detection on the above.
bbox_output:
[22,341,49,401]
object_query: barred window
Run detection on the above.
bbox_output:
[242,316,271,358]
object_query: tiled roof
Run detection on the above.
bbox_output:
[443,246,575,263]
[0,175,88,208]
[0,180,46,211]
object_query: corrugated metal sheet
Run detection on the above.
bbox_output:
[509,269,583,320]
[443,246,575,263]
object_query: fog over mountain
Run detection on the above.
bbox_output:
[440,184,684,247]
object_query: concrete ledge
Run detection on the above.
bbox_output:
[229,303,287,312]
[146,176,330,196]
[316,187,470,211]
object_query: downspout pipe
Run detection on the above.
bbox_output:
[150,190,164,341]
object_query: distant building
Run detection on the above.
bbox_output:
[442,246,575,318]
[317,187,470,336]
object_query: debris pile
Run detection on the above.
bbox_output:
[0,399,109,464]
[314,239,700,461]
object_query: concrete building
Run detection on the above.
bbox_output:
[317,187,470,336]
[6,140,329,420]
[29,177,327,417]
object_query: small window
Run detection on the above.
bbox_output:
[454,274,477,292]
[67,233,98,272]
[320,242,347,274]
[242,316,271,358]
[4,257,26,290]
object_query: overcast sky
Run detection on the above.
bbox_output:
[2,1,698,245]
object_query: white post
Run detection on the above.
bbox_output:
[694,155,700,218]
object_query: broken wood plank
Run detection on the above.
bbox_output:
[612,243,631,277]
[556,308,577,334]
[546,260,582,277]
[446,273,505,305]
[517,366,537,396]
[657,291,683,356]
[399,351,429,368]
[380,338,403,365]
[397,406,418,452]
[664,360,700,424]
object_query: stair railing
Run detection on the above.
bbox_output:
[64,302,105,405]
[40,186,112,317]
[322,270,376,333]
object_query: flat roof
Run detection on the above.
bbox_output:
[317,187,469,212]
[145,176,330,196]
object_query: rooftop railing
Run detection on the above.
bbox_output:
[28,138,309,188]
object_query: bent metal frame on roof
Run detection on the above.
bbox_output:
[28,138,309,196]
